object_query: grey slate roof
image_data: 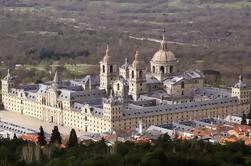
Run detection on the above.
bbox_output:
[164,70,204,85]
[121,96,239,119]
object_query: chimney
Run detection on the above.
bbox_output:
[139,120,143,135]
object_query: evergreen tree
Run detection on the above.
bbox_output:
[67,129,78,148]
[50,126,62,144]
[13,133,17,139]
[248,120,251,126]
[241,113,247,125]
[37,126,47,146]
[247,107,251,119]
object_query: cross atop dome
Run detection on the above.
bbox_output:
[160,28,168,51]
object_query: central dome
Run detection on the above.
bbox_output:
[151,38,176,63]
[152,49,176,63]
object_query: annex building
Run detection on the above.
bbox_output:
[2,34,251,133]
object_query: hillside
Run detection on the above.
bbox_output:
[0,0,251,85]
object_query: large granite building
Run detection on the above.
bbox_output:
[2,34,251,133]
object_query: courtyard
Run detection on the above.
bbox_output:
[0,110,83,137]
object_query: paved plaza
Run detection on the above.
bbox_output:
[0,110,83,137]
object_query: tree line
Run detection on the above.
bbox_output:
[1,125,251,165]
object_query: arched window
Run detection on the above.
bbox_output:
[132,70,134,79]
[110,65,113,73]
[181,81,185,88]
[102,65,105,73]
[160,66,165,74]
[117,83,120,90]
[152,66,156,73]
[170,66,173,73]
[139,70,143,78]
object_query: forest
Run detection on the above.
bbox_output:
[1,132,251,166]
[0,0,251,85]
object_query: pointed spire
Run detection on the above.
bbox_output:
[135,49,139,61]
[106,43,110,56]
[239,74,243,82]
[125,57,128,64]
[6,69,11,79]
[239,66,243,82]
[162,28,165,41]
[160,28,168,51]
[109,88,114,98]
[4,69,13,81]
[102,43,112,63]
[132,48,145,69]
[53,70,60,84]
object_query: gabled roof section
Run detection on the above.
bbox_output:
[164,70,204,85]
[233,75,248,89]
[80,75,99,86]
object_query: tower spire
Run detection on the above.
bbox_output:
[4,69,13,81]
[162,28,165,41]
[239,65,243,82]
[106,43,110,56]
[7,69,11,79]
[160,28,168,51]
[109,88,114,98]
[135,49,139,61]
[53,70,60,84]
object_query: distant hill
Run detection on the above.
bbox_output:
[0,0,251,85]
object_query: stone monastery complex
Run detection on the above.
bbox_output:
[1,34,251,133]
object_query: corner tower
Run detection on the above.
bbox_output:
[1,69,15,95]
[1,69,15,107]
[231,75,251,104]
[150,32,178,81]
[100,44,118,93]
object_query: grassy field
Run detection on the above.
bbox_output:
[23,64,98,73]
[200,2,251,9]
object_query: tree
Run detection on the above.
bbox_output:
[50,126,62,144]
[248,120,251,126]
[67,129,78,148]
[155,134,171,149]
[21,142,41,163]
[241,113,247,125]
[247,107,251,119]
[37,126,47,146]
[13,133,17,139]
